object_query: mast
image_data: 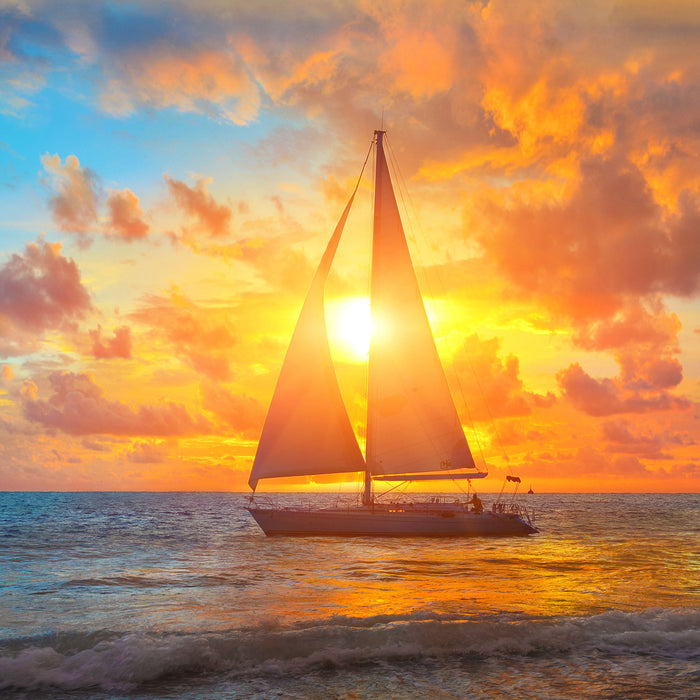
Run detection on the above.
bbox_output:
[366,128,479,486]
[362,128,386,506]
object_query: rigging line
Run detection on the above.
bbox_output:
[325,136,374,502]
[383,135,489,471]
[362,130,379,483]
[353,138,374,197]
[355,135,374,463]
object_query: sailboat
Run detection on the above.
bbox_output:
[247,130,537,537]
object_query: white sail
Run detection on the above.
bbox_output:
[366,131,477,478]
[248,195,366,490]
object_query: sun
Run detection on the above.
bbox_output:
[328,296,371,360]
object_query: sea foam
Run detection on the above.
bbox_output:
[1,608,698,693]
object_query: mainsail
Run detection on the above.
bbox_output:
[366,131,476,479]
[250,130,478,493]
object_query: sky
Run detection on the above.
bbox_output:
[1,0,699,493]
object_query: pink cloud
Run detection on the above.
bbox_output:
[521,445,656,478]
[23,371,210,437]
[90,325,132,359]
[556,362,691,417]
[0,237,92,339]
[667,462,700,478]
[601,419,669,459]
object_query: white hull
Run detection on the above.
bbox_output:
[247,503,537,537]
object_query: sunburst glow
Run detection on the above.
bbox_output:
[328,297,371,360]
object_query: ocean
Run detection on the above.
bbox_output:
[0,491,698,699]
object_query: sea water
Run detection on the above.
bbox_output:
[0,492,698,699]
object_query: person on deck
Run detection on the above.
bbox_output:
[469,493,483,514]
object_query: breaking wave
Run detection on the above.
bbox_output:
[1,608,698,694]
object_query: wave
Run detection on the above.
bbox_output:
[58,573,252,590]
[1,608,698,693]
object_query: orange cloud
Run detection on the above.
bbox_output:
[379,29,455,98]
[41,154,99,239]
[106,188,149,241]
[200,382,265,438]
[99,48,261,125]
[164,175,232,239]
[130,289,236,381]
[452,334,555,420]
[477,156,671,313]
[127,441,166,463]
[574,306,681,353]
[89,325,132,359]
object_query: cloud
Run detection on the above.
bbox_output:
[601,419,669,458]
[667,462,700,478]
[224,235,315,294]
[20,379,37,400]
[130,288,236,380]
[491,419,552,447]
[81,437,112,452]
[41,154,100,239]
[40,154,153,246]
[0,237,92,352]
[477,155,700,318]
[23,371,210,436]
[127,441,166,463]
[556,362,691,416]
[574,305,681,353]
[1,1,699,492]
[99,47,261,125]
[3,4,261,124]
[89,325,132,359]
[164,175,232,239]
[452,334,555,420]
[609,454,654,476]
[378,26,455,99]
[522,444,656,478]
[476,152,698,411]
[200,381,265,438]
[1,365,13,384]
[5,1,700,184]
[106,188,149,241]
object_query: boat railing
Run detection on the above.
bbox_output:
[491,501,534,524]
[249,494,363,511]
